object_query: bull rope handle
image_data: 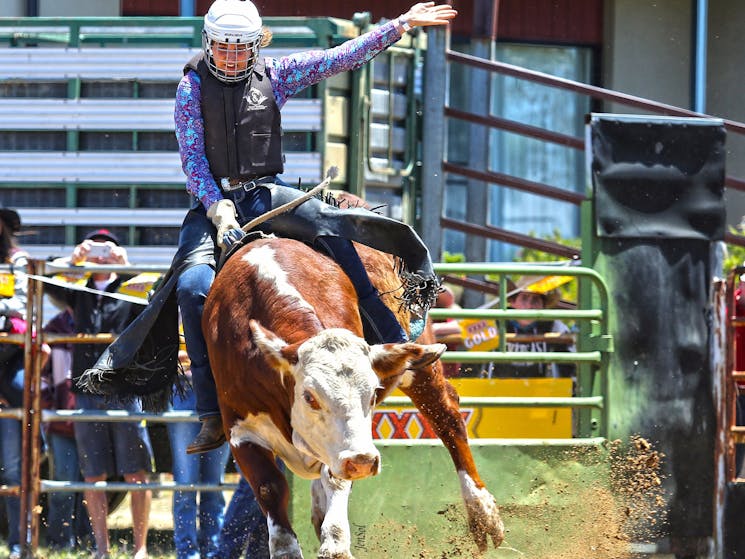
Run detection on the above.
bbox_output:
[241,166,339,233]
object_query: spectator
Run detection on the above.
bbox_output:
[733,269,745,476]
[430,284,463,378]
[44,229,153,559]
[0,207,29,559]
[167,346,230,559]
[41,308,93,550]
[486,276,576,379]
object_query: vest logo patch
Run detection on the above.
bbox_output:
[245,87,268,111]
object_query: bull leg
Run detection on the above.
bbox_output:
[310,477,326,539]
[230,440,304,559]
[399,363,505,551]
[312,465,355,559]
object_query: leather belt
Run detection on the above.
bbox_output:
[220,176,276,192]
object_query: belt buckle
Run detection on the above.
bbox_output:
[242,179,258,191]
[220,178,254,192]
[221,176,270,192]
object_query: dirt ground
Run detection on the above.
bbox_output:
[105,438,668,559]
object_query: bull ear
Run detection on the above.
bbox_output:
[369,342,447,381]
[249,320,300,369]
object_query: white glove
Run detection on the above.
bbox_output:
[207,199,242,250]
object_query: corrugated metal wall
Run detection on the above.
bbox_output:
[121,0,603,45]
[498,0,602,45]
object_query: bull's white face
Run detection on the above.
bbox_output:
[251,326,380,480]
[250,321,446,481]
[290,329,381,480]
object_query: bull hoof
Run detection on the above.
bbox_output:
[466,490,505,551]
[317,547,355,559]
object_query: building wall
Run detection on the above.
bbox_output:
[2,0,26,16]
[39,0,119,16]
[497,0,602,45]
[708,1,745,122]
[708,0,745,224]
[602,0,692,112]
[603,0,745,228]
[121,0,603,44]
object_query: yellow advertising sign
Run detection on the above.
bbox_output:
[0,273,14,298]
[49,270,163,300]
[450,377,573,438]
[52,272,89,287]
[119,272,161,299]
[457,318,500,351]
[373,377,573,440]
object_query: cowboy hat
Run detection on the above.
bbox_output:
[507,275,571,309]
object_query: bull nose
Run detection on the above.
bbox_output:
[340,453,380,480]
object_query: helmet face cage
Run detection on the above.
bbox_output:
[202,0,263,84]
[202,30,261,83]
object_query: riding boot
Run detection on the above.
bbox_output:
[358,291,408,345]
[186,415,226,454]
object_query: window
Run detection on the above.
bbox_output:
[443,42,592,261]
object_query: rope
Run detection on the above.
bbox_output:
[241,166,338,232]
[26,273,148,305]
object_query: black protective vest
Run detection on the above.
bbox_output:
[185,53,284,179]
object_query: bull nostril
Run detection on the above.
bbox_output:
[342,454,379,479]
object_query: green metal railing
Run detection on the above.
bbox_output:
[430,262,612,440]
[0,17,356,48]
[2,258,611,555]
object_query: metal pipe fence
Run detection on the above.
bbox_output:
[2,258,611,556]
[433,46,745,250]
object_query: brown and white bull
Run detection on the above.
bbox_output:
[203,236,504,558]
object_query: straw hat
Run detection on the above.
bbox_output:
[506,275,566,308]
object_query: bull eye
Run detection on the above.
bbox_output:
[303,390,321,410]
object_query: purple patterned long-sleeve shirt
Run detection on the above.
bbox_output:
[175,19,403,210]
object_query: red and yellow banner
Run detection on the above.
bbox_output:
[373,377,573,440]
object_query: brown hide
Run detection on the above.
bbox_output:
[204,238,355,436]
[203,236,503,552]
[204,236,469,472]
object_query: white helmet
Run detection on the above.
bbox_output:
[202,0,263,83]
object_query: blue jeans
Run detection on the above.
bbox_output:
[45,433,92,549]
[167,387,230,559]
[0,416,21,551]
[177,262,217,419]
[0,352,25,551]
[218,474,269,559]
